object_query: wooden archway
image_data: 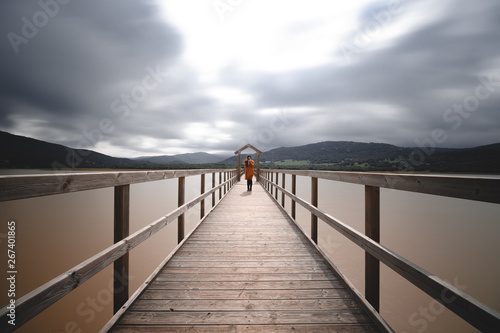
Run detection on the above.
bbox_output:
[234,144,263,181]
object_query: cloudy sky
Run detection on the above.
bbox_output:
[1,0,499,157]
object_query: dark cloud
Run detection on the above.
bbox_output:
[1,0,499,157]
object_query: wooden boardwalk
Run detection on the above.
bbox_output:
[107,180,384,332]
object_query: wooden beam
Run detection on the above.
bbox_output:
[311,177,318,244]
[275,172,279,200]
[365,185,380,312]
[178,177,185,243]
[219,172,222,200]
[237,154,241,181]
[200,174,205,219]
[212,172,215,207]
[259,170,500,204]
[0,169,233,202]
[292,174,296,219]
[113,185,130,314]
[281,173,286,208]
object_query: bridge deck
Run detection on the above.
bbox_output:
[108,181,384,332]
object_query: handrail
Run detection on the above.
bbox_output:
[262,170,500,204]
[260,170,500,332]
[0,169,232,202]
[0,169,238,332]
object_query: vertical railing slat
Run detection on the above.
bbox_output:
[311,177,318,244]
[113,184,130,314]
[365,185,380,311]
[177,176,185,243]
[219,172,222,200]
[212,172,216,207]
[281,173,285,208]
[200,173,205,219]
[291,174,296,219]
[275,172,279,200]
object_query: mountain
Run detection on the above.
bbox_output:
[222,141,500,173]
[134,155,184,165]
[136,152,228,165]
[1,131,498,172]
[0,131,149,169]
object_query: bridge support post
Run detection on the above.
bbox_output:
[291,175,296,219]
[114,184,130,314]
[281,173,285,208]
[178,177,185,243]
[237,154,241,181]
[212,172,216,207]
[365,185,380,311]
[311,177,318,244]
[219,172,222,200]
[275,172,279,200]
[200,174,205,219]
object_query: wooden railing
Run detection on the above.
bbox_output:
[0,169,238,332]
[260,170,500,332]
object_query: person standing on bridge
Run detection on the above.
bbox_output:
[244,155,254,191]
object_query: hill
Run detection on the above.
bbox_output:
[1,131,498,173]
[223,141,500,173]
[136,152,228,165]
[0,131,148,169]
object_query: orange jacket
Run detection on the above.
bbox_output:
[244,160,254,180]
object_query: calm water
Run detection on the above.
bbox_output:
[0,170,499,332]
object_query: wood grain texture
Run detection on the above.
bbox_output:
[107,181,385,332]
[262,174,500,332]
[0,169,235,202]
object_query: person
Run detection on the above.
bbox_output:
[244,155,254,191]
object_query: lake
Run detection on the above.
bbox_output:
[0,170,499,332]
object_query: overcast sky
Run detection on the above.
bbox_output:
[1,0,499,157]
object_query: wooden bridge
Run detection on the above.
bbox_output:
[1,168,500,332]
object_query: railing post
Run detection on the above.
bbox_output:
[237,154,241,181]
[212,172,215,207]
[281,173,285,208]
[311,177,318,244]
[292,174,296,219]
[224,171,227,195]
[113,184,130,314]
[365,185,380,311]
[178,176,185,243]
[270,172,274,195]
[200,173,205,219]
[275,172,279,200]
[219,172,222,200]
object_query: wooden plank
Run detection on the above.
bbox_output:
[112,324,379,333]
[170,255,325,261]
[154,273,337,282]
[0,169,235,202]
[264,169,500,204]
[130,299,361,311]
[159,266,334,274]
[141,288,353,300]
[118,309,373,325]
[146,280,345,290]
